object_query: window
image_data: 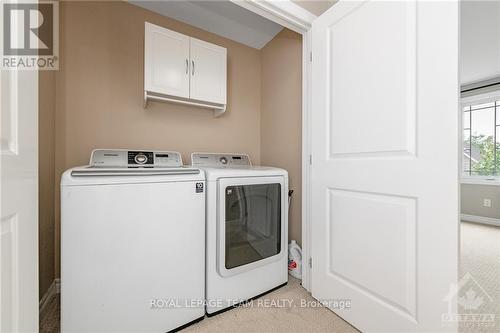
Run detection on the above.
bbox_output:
[224,183,281,269]
[463,99,500,177]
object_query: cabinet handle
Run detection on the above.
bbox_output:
[185,59,189,75]
[192,60,195,76]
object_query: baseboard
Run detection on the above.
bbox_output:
[39,278,60,313]
[461,214,500,227]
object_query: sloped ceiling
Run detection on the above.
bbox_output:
[129,1,284,49]
[292,0,336,16]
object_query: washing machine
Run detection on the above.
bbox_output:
[191,152,288,315]
[61,149,206,332]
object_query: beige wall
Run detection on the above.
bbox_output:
[461,184,500,219]
[292,0,336,16]
[261,29,303,245]
[39,71,56,298]
[39,1,303,280]
[53,1,263,276]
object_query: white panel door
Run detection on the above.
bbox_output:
[311,1,459,332]
[190,37,227,104]
[144,22,190,98]
[1,70,39,331]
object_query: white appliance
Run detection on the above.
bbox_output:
[61,149,206,332]
[191,153,288,315]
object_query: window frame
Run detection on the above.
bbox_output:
[461,90,500,185]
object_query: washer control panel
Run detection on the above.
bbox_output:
[191,153,251,168]
[90,149,182,168]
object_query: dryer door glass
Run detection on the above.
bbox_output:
[225,183,281,269]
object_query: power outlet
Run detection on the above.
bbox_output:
[483,199,492,208]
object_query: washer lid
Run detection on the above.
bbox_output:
[61,166,204,186]
[70,166,200,177]
[62,149,206,185]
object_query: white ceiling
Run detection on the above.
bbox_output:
[461,0,500,85]
[129,1,284,49]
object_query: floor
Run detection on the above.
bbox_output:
[181,278,358,333]
[459,222,500,333]
[40,222,500,332]
[39,293,60,333]
[40,278,358,333]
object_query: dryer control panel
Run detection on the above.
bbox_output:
[90,149,182,168]
[191,153,251,168]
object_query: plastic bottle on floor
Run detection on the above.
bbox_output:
[288,240,302,280]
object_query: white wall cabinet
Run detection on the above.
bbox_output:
[190,38,227,104]
[145,23,190,99]
[144,22,227,116]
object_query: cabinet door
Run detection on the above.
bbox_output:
[190,38,227,104]
[145,22,190,98]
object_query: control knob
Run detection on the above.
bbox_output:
[135,153,148,164]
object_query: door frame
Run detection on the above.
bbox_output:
[230,0,316,291]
